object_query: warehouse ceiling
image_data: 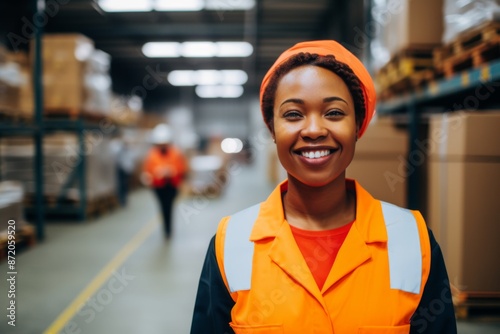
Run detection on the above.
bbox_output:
[1,0,366,112]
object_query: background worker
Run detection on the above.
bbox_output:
[141,123,187,238]
[190,41,457,333]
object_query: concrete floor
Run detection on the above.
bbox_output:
[1,161,499,334]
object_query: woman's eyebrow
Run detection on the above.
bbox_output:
[280,96,349,107]
[280,98,304,107]
[323,96,348,104]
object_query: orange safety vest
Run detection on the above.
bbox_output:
[215,180,431,333]
[142,146,187,188]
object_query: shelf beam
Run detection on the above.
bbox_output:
[377,58,500,115]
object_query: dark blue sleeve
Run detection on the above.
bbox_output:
[190,235,235,334]
[410,228,457,334]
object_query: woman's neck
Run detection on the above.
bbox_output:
[283,175,356,231]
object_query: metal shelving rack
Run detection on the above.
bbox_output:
[376,58,500,210]
[0,120,106,225]
[0,0,46,239]
[1,0,115,240]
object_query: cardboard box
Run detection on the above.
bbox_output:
[385,0,444,56]
[35,34,94,111]
[347,117,409,208]
[427,111,500,292]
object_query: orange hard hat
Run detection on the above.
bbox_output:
[260,40,376,138]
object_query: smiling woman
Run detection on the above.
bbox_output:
[190,40,458,334]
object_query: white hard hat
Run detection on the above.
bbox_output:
[150,123,173,144]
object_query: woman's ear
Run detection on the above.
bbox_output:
[267,121,276,143]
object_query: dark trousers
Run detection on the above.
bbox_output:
[154,184,178,237]
[117,167,129,206]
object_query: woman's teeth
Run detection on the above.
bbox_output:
[301,150,330,159]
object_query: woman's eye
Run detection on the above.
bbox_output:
[283,111,302,119]
[326,109,344,117]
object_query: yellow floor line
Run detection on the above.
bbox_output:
[43,217,159,334]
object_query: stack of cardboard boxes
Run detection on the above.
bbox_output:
[38,33,112,116]
[381,0,444,57]
[427,111,500,295]
[347,117,410,208]
[340,111,500,297]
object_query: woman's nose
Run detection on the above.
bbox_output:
[300,115,328,140]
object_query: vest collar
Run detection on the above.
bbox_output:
[250,179,388,244]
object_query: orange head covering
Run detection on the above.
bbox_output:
[260,40,376,138]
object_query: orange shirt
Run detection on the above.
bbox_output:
[290,221,354,289]
[142,146,187,188]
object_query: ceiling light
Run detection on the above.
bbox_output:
[196,85,244,98]
[142,42,180,58]
[220,70,248,85]
[167,70,248,86]
[98,0,153,12]
[205,0,255,10]
[98,0,255,12]
[195,70,221,85]
[142,41,253,58]
[216,42,253,57]
[181,42,218,57]
[167,70,195,86]
[155,0,203,11]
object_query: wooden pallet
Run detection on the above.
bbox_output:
[452,288,500,320]
[44,107,109,123]
[23,194,78,208]
[44,107,81,120]
[434,21,500,78]
[376,46,437,98]
[86,193,119,218]
[0,224,36,261]
[0,107,33,123]
[24,193,119,219]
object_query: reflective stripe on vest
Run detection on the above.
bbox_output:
[224,204,261,293]
[381,201,422,294]
[224,201,422,294]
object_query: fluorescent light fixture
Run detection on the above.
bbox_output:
[195,70,222,85]
[216,42,253,57]
[196,85,244,98]
[98,0,153,12]
[168,70,195,86]
[142,41,252,58]
[220,70,248,85]
[205,0,255,10]
[167,70,248,86]
[142,42,180,57]
[99,0,255,12]
[182,42,218,58]
[155,0,203,11]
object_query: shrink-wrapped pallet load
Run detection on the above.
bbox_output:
[0,133,117,204]
[443,0,500,44]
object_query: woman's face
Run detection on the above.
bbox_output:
[272,65,358,187]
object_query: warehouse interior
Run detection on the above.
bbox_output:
[1,0,500,333]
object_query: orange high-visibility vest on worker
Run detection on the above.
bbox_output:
[142,145,186,188]
[215,179,430,333]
